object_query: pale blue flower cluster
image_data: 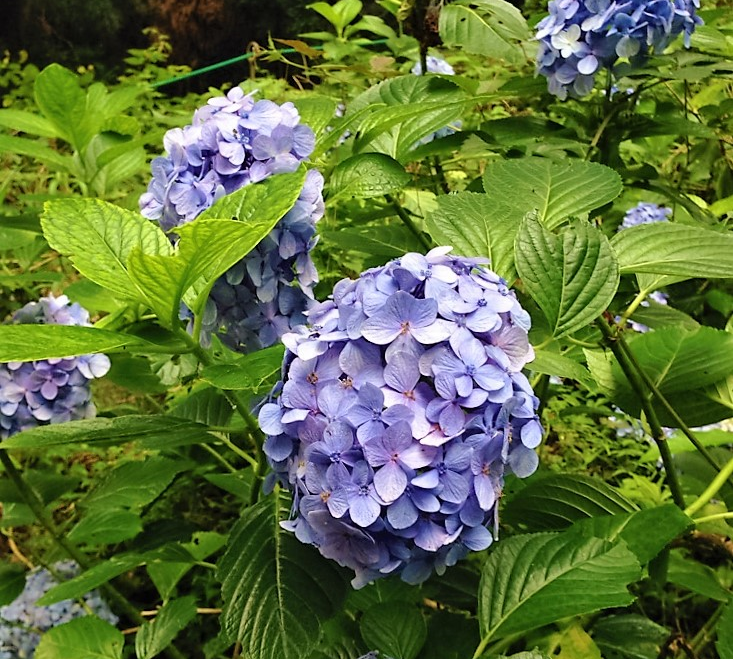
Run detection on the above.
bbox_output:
[0,295,110,440]
[140,87,324,352]
[259,248,541,587]
[536,0,702,99]
[0,561,117,659]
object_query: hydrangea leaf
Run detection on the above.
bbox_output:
[0,564,26,606]
[477,532,641,649]
[611,223,733,279]
[201,344,285,393]
[439,0,528,64]
[592,614,671,659]
[218,495,349,659]
[360,601,427,659]
[328,153,410,200]
[503,474,637,532]
[585,326,733,426]
[34,616,124,659]
[529,349,594,388]
[0,325,153,363]
[667,550,731,602]
[322,224,418,258]
[41,198,172,302]
[66,508,143,546]
[483,158,622,230]
[135,596,198,659]
[515,216,620,337]
[425,191,520,282]
[293,96,339,139]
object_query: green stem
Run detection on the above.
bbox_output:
[0,452,189,659]
[685,455,733,517]
[689,601,726,655]
[692,511,733,525]
[385,193,432,251]
[597,317,686,508]
[617,288,652,329]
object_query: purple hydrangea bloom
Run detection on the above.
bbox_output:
[0,561,117,658]
[620,201,672,229]
[260,248,542,587]
[535,0,702,99]
[0,295,110,440]
[140,87,324,353]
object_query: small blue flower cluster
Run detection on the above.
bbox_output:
[536,0,702,99]
[259,248,542,587]
[0,561,117,659]
[140,87,324,352]
[620,201,672,229]
[0,295,110,440]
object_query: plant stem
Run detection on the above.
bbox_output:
[685,455,733,517]
[0,452,189,659]
[385,193,432,251]
[617,288,651,329]
[692,511,733,525]
[596,316,686,508]
[689,601,726,656]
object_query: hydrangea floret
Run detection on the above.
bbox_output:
[0,561,117,659]
[140,87,324,352]
[259,248,542,587]
[0,295,110,440]
[535,0,702,99]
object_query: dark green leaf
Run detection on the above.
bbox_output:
[360,602,427,659]
[170,387,235,428]
[66,508,143,546]
[478,532,641,645]
[218,495,348,658]
[135,596,197,659]
[503,474,637,532]
[328,153,410,200]
[592,614,670,659]
[421,611,479,659]
[515,217,619,337]
[0,564,26,606]
[34,616,124,659]
[322,224,418,257]
[667,550,730,602]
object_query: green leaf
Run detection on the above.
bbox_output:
[0,108,59,137]
[529,349,594,388]
[0,134,73,171]
[135,596,197,659]
[717,598,733,659]
[421,611,479,659]
[477,532,641,645]
[439,0,528,63]
[322,224,418,258]
[66,508,143,546]
[515,217,619,337]
[201,345,285,393]
[425,192,520,282]
[591,614,670,659]
[170,387,235,428]
[360,602,427,659]
[33,64,91,151]
[293,97,339,140]
[0,415,215,451]
[585,326,733,426]
[570,504,692,565]
[218,495,348,658]
[0,325,153,363]
[611,223,733,279]
[41,198,172,302]
[0,563,26,606]
[483,158,622,230]
[667,550,731,602]
[328,153,410,200]
[503,474,637,532]
[35,616,124,659]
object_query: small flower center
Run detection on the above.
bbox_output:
[320,491,331,502]
[400,321,411,335]
[306,372,319,385]
[359,485,370,496]
[329,451,341,463]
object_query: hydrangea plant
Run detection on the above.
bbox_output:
[0,295,110,440]
[259,248,542,587]
[0,561,117,659]
[140,87,324,352]
[535,0,702,98]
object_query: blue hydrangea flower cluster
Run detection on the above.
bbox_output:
[535,0,702,99]
[140,87,324,352]
[259,248,542,587]
[0,295,110,440]
[620,201,672,229]
[0,561,117,659]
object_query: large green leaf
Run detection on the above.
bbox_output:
[35,616,123,659]
[359,602,427,659]
[611,223,733,279]
[201,345,285,394]
[425,192,520,281]
[503,474,637,532]
[439,0,528,63]
[529,349,594,388]
[33,64,90,149]
[515,217,619,337]
[218,495,348,659]
[0,108,59,137]
[591,615,670,659]
[477,532,641,647]
[41,198,172,302]
[586,325,733,426]
[0,134,73,171]
[66,508,143,546]
[667,550,731,602]
[322,224,418,258]
[483,158,622,230]
[0,325,153,363]
[0,415,215,451]
[135,596,197,659]
[328,153,410,200]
